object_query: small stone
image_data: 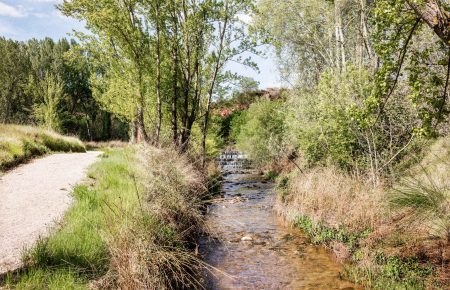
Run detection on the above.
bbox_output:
[241,235,253,241]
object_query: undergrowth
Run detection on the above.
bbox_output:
[293,215,433,289]
[0,124,85,171]
[294,216,370,251]
[345,252,433,289]
[276,137,450,289]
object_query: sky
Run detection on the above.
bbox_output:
[0,0,280,89]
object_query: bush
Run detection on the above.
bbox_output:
[236,99,286,167]
[101,146,207,289]
[285,66,419,176]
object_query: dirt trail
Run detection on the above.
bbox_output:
[0,151,101,273]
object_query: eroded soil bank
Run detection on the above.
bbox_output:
[200,154,361,289]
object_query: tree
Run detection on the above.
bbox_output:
[33,74,65,131]
[255,0,373,86]
[406,0,450,46]
[59,0,258,152]
[0,38,31,123]
[372,0,450,135]
[60,0,151,143]
[200,0,260,164]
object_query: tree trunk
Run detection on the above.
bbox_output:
[134,72,148,143]
[134,105,147,143]
[360,0,372,61]
[102,111,112,140]
[334,0,346,71]
[185,35,202,152]
[181,24,204,153]
[334,23,340,71]
[406,0,450,46]
[171,45,179,145]
[202,2,229,167]
[155,0,162,146]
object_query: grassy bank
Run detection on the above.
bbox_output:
[2,146,208,289]
[276,138,450,289]
[0,124,86,171]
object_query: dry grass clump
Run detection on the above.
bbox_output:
[276,166,385,232]
[85,140,128,149]
[102,214,204,290]
[139,146,207,238]
[390,137,450,242]
[0,124,85,170]
[100,146,207,290]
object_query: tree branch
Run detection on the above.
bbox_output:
[376,18,421,121]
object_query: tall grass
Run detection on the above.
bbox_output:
[0,124,85,170]
[3,146,207,289]
[100,146,207,289]
[390,138,450,241]
[276,166,384,232]
[391,178,450,241]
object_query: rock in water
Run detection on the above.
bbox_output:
[241,235,253,242]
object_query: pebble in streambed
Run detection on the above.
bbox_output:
[199,152,362,290]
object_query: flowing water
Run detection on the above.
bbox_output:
[200,152,361,290]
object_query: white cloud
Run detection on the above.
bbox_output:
[0,2,27,17]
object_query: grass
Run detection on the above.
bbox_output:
[276,166,384,232]
[276,137,450,289]
[294,216,370,251]
[390,137,450,242]
[0,124,85,171]
[2,146,207,289]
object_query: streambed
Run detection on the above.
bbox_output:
[199,152,361,289]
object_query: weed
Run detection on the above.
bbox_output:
[294,215,370,251]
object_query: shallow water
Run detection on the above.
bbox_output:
[200,156,362,290]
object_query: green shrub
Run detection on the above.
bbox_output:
[236,99,286,167]
[346,252,432,290]
[284,66,419,174]
[284,67,370,169]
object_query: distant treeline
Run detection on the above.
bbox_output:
[0,37,128,141]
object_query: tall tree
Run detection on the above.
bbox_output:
[0,39,31,123]
[60,0,151,143]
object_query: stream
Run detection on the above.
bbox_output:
[200,152,361,290]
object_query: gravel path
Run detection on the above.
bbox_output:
[0,151,101,273]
